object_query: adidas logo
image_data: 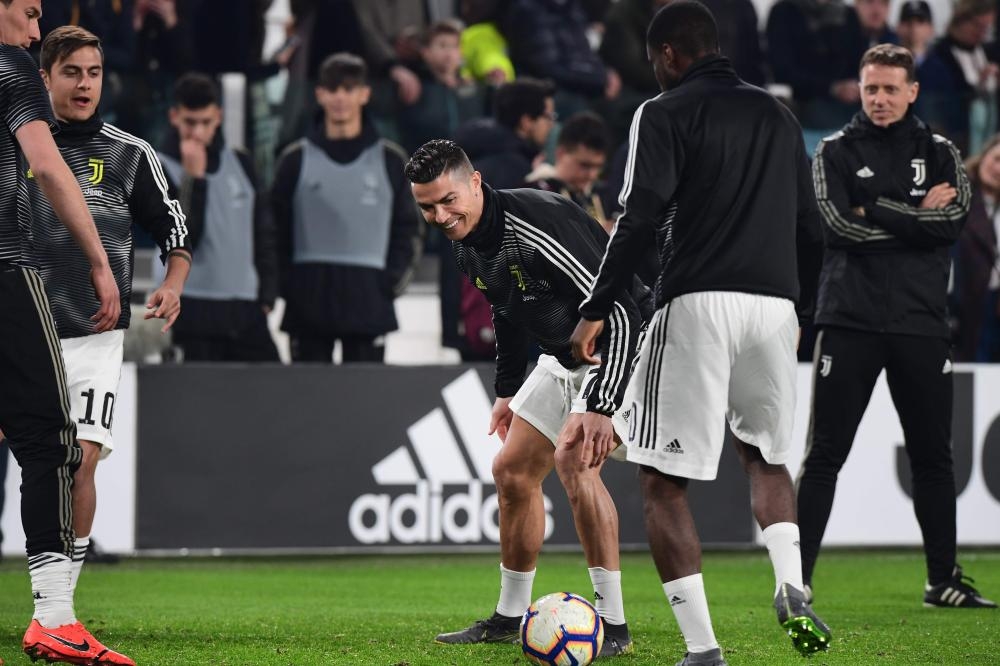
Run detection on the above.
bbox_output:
[942,359,953,374]
[475,276,487,290]
[669,595,685,606]
[349,370,553,544]
[663,438,684,454]
[856,166,875,178]
[594,591,604,601]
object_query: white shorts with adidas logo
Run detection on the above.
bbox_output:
[509,354,630,461]
[625,291,798,480]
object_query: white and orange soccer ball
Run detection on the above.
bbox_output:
[520,592,604,665]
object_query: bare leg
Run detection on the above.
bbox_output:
[732,438,796,529]
[639,465,700,581]
[554,437,619,570]
[71,441,101,537]
[493,415,555,571]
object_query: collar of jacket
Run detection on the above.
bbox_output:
[850,107,924,139]
[676,54,740,88]
[54,113,104,146]
[462,182,505,253]
[305,112,379,164]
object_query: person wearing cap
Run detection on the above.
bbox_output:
[917,0,997,154]
[897,0,935,65]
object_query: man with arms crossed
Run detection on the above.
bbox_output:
[799,44,994,609]
[0,1,132,664]
[407,139,648,657]
[29,21,191,634]
[569,3,829,664]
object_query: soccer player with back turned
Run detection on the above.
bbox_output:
[0,1,133,664]
[798,43,995,609]
[569,2,830,664]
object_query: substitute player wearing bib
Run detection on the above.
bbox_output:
[30,23,189,612]
[570,4,829,664]
[407,139,649,657]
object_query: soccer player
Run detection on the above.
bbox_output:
[26,22,191,649]
[799,44,995,609]
[0,1,130,664]
[406,139,648,657]
[568,3,829,664]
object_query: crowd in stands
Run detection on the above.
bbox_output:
[30,0,1000,363]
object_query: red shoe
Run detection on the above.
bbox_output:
[22,619,135,665]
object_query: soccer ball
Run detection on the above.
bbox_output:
[520,592,604,665]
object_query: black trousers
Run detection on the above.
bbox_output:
[797,326,956,585]
[290,334,385,363]
[0,266,79,557]
[173,298,281,363]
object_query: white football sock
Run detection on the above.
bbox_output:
[663,573,718,653]
[762,522,804,597]
[496,563,535,618]
[69,535,89,592]
[589,567,626,625]
[29,553,76,627]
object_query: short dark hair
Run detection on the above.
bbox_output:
[423,19,464,45]
[40,25,104,73]
[405,139,474,184]
[859,43,916,82]
[557,111,609,154]
[646,0,719,59]
[493,78,556,129]
[172,72,220,109]
[318,52,368,90]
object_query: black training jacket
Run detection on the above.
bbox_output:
[812,111,970,338]
[454,184,650,416]
[580,55,823,324]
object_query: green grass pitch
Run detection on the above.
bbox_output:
[0,550,996,665]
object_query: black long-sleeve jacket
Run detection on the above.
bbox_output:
[812,111,970,338]
[455,184,649,416]
[581,56,823,325]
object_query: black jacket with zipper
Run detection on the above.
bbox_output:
[812,110,970,338]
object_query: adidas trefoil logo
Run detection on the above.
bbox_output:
[349,370,553,545]
[856,166,875,178]
[663,438,684,454]
[669,595,686,606]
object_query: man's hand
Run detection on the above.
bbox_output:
[558,411,616,468]
[489,397,514,442]
[180,138,207,178]
[570,318,604,364]
[390,65,422,105]
[920,183,957,210]
[144,284,181,332]
[90,265,120,332]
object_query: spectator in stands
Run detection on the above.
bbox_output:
[528,111,611,231]
[191,1,275,79]
[454,78,557,190]
[459,0,514,85]
[272,53,422,363]
[953,134,1000,361]
[158,74,281,362]
[398,19,487,154]
[766,0,864,129]
[37,0,135,81]
[897,0,936,66]
[279,0,367,150]
[700,0,766,86]
[599,0,663,98]
[117,0,196,149]
[501,0,620,118]
[351,0,428,107]
[853,0,898,47]
[918,0,998,155]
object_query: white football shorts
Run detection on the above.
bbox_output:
[510,354,630,461]
[625,291,798,480]
[61,329,124,458]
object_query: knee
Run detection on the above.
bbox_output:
[74,441,101,480]
[492,453,537,501]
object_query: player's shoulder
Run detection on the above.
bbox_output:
[0,44,38,73]
[499,187,585,234]
[98,122,157,157]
